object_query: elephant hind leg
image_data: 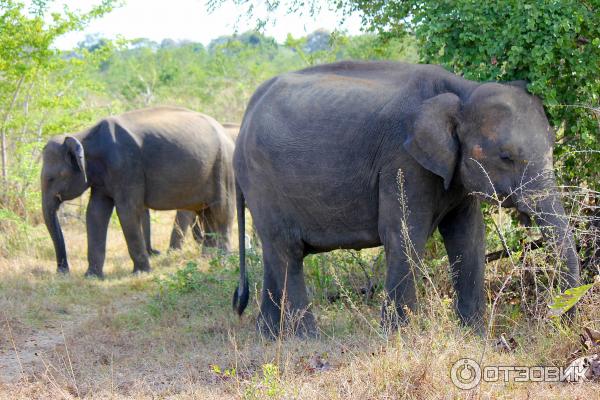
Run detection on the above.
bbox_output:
[201,207,232,253]
[169,210,197,251]
[191,217,203,244]
[115,203,151,273]
[258,240,316,339]
[143,209,160,256]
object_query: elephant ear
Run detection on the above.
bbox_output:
[504,80,529,91]
[63,136,87,182]
[403,92,461,190]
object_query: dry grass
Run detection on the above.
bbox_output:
[0,209,599,399]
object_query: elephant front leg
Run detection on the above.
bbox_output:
[380,232,427,331]
[438,197,486,333]
[258,242,316,339]
[143,209,160,256]
[115,203,151,273]
[85,191,114,278]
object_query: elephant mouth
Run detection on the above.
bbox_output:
[498,194,533,227]
[500,196,515,208]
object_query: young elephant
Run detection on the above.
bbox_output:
[233,61,579,338]
[41,107,235,277]
[167,123,240,251]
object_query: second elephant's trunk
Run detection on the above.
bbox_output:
[42,193,69,273]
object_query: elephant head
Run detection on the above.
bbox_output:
[404,82,579,288]
[41,135,89,273]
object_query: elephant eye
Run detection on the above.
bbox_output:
[499,151,513,162]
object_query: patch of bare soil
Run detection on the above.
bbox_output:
[0,312,85,385]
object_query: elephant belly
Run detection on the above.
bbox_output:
[244,176,381,252]
[303,229,382,253]
[144,181,212,211]
[143,166,215,211]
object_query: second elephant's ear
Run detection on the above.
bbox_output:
[403,92,461,190]
[63,136,87,182]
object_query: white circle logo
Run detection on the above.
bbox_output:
[450,358,481,390]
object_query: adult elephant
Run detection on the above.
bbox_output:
[41,107,235,277]
[232,61,580,338]
[168,123,240,250]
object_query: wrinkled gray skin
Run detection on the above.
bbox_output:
[233,61,580,338]
[41,107,235,277]
[168,123,240,250]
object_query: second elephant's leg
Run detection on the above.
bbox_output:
[85,190,114,278]
[191,217,204,244]
[143,209,160,256]
[169,210,196,250]
[201,207,232,253]
[115,203,151,273]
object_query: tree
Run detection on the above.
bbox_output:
[0,0,115,215]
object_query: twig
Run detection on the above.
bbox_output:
[61,325,80,398]
[485,238,545,263]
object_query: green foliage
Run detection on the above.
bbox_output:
[0,207,31,255]
[244,363,284,399]
[155,261,210,295]
[304,249,386,305]
[285,30,417,65]
[547,282,595,317]
[0,0,417,224]
[0,0,116,218]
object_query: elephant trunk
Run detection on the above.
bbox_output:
[42,193,69,273]
[517,176,580,289]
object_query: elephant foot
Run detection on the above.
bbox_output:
[456,304,486,336]
[380,302,409,334]
[84,269,104,279]
[257,314,280,340]
[148,248,161,256]
[132,262,151,274]
[292,313,318,339]
[257,309,318,340]
[57,267,69,275]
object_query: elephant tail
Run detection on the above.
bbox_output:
[232,180,249,316]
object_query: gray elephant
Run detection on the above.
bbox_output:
[232,61,579,337]
[167,123,239,250]
[41,106,235,277]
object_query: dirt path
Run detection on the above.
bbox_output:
[0,312,86,384]
[0,293,144,385]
